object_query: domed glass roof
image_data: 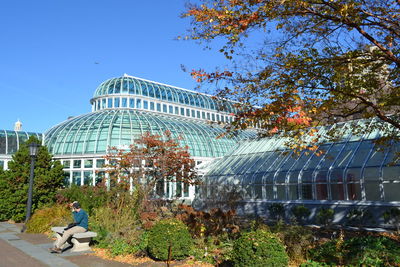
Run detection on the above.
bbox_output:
[92,75,237,113]
[44,109,255,158]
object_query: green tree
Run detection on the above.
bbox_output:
[0,136,64,222]
[183,0,400,149]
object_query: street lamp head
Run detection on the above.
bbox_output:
[29,142,40,157]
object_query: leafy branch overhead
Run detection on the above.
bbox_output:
[183,0,400,148]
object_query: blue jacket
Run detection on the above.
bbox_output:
[73,209,88,230]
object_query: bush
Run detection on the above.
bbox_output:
[316,208,334,227]
[176,205,239,238]
[191,234,234,265]
[268,203,285,221]
[26,204,72,234]
[56,184,109,215]
[291,205,311,224]
[383,208,400,232]
[147,218,193,261]
[109,234,149,257]
[299,260,330,267]
[231,229,288,267]
[309,235,400,266]
[346,208,374,227]
[273,225,314,264]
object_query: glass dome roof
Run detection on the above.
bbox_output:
[44,109,255,158]
[0,130,42,155]
[92,75,237,113]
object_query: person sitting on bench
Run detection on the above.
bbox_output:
[50,201,88,253]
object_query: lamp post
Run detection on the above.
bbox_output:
[22,142,39,232]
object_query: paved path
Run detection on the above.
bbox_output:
[0,222,136,267]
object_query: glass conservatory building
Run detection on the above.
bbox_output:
[195,119,400,226]
[44,74,255,199]
[0,130,42,170]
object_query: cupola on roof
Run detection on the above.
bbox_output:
[91,74,237,113]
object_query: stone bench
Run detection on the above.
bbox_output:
[51,226,97,252]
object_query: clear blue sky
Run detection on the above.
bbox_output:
[0,0,228,133]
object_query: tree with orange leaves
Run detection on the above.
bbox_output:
[182,0,400,148]
[103,131,198,209]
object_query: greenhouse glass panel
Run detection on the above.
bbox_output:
[384,143,400,165]
[114,80,121,94]
[128,80,135,94]
[364,167,380,181]
[114,98,120,108]
[301,184,313,200]
[155,85,162,99]
[72,171,81,186]
[347,183,361,200]
[108,98,113,108]
[304,144,330,170]
[254,184,263,199]
[7,131,17,154]
[288,185,298,200]
[316,184,328,200]
[84,171,92,185]
[346,168,361,183]
[0,131,6,154]
[122,79,129,93]
[382,166,400,181]
[365,147,386,167]
[330,169,344,182]
[275,172,287,183]
[348,141,374,167]
[63,172,70,186]
[143,100,148,109]
[96,171,105,185]
[288,171,300,183]
[136,99,141,109]
[163,104,168,113]
[157,103,161,112]
[84,159,93,168]
[383,182,400,202]
[140,81,149,97]
[365,182,381,201]
[330,184,345,200]
[301,170,313,183]
[102,99,106,109]
[73,160,81,168]
[96,159,105,168]
[63,160,70,168]
[148,84,155,97]
[315,170,328,183]
[122,98,127,108]
[176,182,182,197]
[265,184,274,199]
[276,185,285,199]
[333,142,359,168]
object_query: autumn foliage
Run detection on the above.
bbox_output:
[104,131,198,207]
[183,0,400,149]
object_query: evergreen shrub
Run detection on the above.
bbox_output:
[231,229,288,267]
[316,208,334,226]
[0,136,64,222]
[26,204,72,233]
[147,218,193,260]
